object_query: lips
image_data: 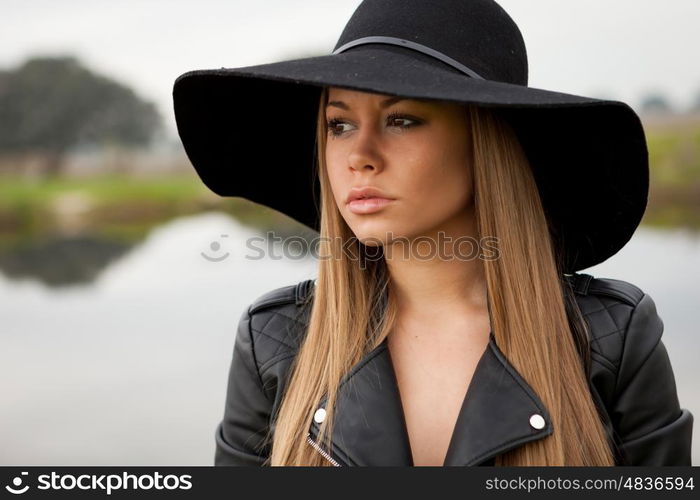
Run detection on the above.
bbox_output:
[347,197,395,215]
[345,186,396,215]
[345,186,395,204]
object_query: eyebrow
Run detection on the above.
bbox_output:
[326,96,408,110]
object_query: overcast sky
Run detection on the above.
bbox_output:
[2,0,699,138]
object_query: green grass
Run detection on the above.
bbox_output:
[646,124,700,186]
[0,172,212,211]
[0,171,312,249]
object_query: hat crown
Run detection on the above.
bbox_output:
[333,0,528,85]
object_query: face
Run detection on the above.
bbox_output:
[324,86,474,246]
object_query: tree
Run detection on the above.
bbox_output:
[0,55,162,176]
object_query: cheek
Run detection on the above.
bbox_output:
[405,139,471,205]
[325,148,349,205]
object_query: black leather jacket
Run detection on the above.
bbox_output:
[214,273,694,466]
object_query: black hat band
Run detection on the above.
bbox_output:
[332,36,485,80]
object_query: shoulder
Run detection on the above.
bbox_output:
[248,278,315,316]
[217,279,315,464]
[565,272,663,378]
[566,273,693,465]
[242,278,315,377]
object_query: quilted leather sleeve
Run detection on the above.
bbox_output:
[611,292,694,465]
[214,306,273,466]
[214,279,314,466]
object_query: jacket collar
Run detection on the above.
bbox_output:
[307,331,554,466]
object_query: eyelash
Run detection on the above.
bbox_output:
[325,112,420,138]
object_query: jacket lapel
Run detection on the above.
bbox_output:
[308,331,553,466]
[442,332,554,465]
[308,339,412,465]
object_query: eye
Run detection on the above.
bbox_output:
[386,112,419,129]
[326,112,421,138]
[326,118,354,137]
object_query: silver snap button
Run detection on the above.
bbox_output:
[529,413,545,429]
[313,408,326,424]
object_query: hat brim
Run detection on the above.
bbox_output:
[173,45,648,273]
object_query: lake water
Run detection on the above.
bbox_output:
[1,211,697,465]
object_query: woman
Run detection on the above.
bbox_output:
[173,0,694,466]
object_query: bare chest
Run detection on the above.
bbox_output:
[387,330,489,466]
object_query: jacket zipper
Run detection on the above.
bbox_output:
[306,433,342,467]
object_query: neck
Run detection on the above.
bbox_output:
[383,208,488,323]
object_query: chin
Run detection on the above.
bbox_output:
[345,221,385,245]
[351,230,387,247]
[348,219,410,246]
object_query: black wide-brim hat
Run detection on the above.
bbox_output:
[173,0,648,274]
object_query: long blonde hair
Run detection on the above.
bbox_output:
[267,86,616,466]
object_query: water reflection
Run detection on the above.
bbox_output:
[0,235,133,287]
[0,213,697,465]
[0,210,320,288]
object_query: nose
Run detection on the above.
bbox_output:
[347,127,385,174]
